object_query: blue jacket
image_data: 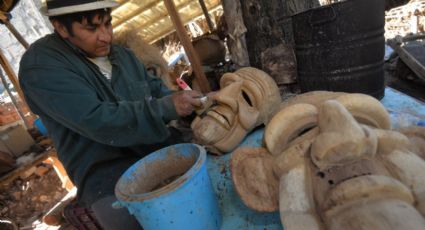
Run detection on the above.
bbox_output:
[19,33,179,205]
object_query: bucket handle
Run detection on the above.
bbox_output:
[112,201,125,209]
[309,5,336,27]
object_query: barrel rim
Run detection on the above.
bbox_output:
[291,0,370,17]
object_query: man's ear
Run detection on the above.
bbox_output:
[51,20,70,39]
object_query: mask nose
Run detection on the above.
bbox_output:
[213,81,243,112]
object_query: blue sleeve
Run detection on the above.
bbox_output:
[126,48,175,98]
[19,64,179,147]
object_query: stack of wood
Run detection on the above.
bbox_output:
[385,0,425,39]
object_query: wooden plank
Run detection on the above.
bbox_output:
[397,46,425,82]
[400,33,425,42]
[0,149,56,187]
[163,0,211,93]
[42,187,77,226]
[388,37,425,82]
[44,156,75,191]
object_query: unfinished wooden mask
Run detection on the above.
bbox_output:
[231,92,425,230]
[191,67,281,154]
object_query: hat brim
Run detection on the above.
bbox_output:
[40,1,119,16]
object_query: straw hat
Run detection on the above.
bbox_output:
[40,0,119,16]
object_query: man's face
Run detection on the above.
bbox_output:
[59,13,113,57]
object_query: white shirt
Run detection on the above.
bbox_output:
[87,56,112,80]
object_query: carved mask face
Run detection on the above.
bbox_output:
[191,67,281,154]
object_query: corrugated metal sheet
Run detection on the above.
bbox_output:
[112,0,221,43]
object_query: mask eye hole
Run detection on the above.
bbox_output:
[242,90,253,106]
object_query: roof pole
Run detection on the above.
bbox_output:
[198,0,214,32]
[0,66,29,129]
[163,0,211,93]
[0,12,29,49]
[0,35,34,128]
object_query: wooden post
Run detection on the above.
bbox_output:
[0,12,29,49]
[0,50,24,102]
[0,67,29,128]
[198,0,214,32]
[0,11,35,128]
[0,49,33,128]
[163,0,211,93]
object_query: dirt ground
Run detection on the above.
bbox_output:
[0,159,75,230]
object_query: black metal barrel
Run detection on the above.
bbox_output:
[292,0,386,99]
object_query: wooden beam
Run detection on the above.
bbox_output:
[0,66,30,128]
[0,11,29,49]
[198,0,214,32]
[399,33,425,42]
[114,0,194,32]
[115,0,130,4]
[163,0,211,93]
[112,0,162,28]
[388,36,425,82]
[392,46,425,82]
[0,49,26,108]
[146,4,222,44]
[0,49,34,128]
[0,14,27,101]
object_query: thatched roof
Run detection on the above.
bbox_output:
[112,0,222,44]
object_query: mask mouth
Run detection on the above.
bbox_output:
[206,108,231,130]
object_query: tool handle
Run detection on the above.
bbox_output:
[176,78,192,91]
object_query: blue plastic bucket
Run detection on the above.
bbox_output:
[33,118,48,136]
[115,143,221,230]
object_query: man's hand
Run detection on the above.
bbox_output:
[172,90,203,116]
